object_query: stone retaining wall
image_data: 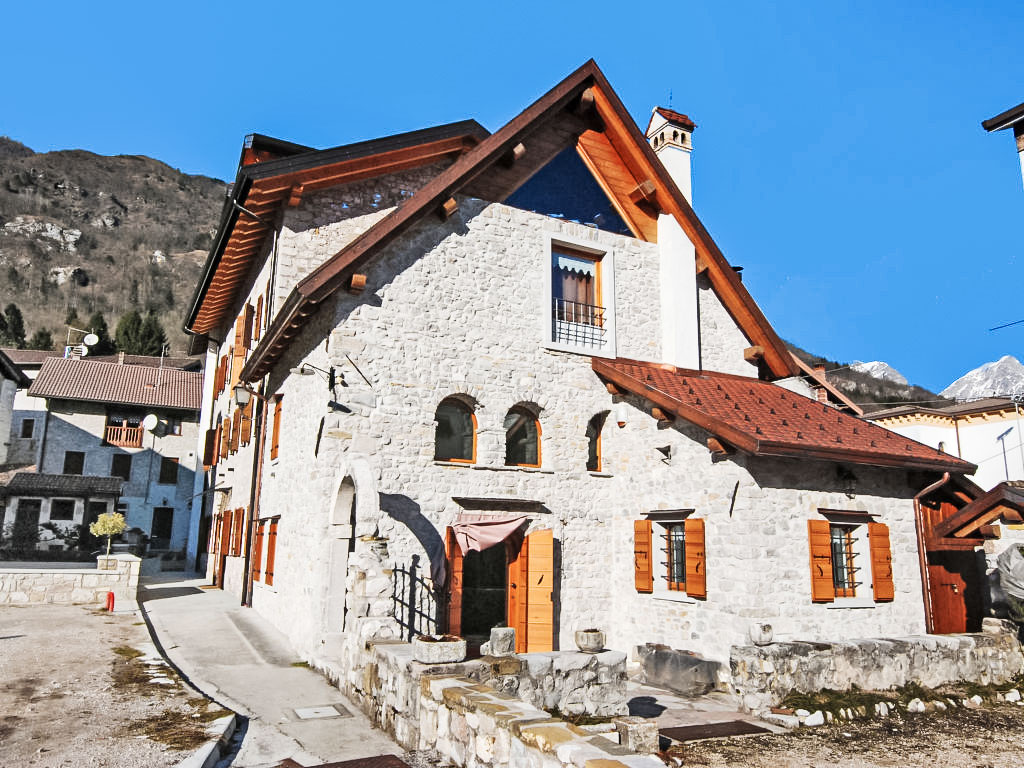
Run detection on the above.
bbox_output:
[0,555,141,605]
[731,619,1024,713]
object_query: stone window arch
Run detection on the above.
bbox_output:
[434,396,477,463]
[505,404,541,468]
[586,412,608,472]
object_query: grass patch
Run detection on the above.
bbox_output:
[186,697,231,723]
[782,685,894,716]
[112,645,143,659]
[290,660,310,668]
[127,711,210,751]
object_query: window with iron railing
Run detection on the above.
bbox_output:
[830,524,860,597]
[551,248,607,348]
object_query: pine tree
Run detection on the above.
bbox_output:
[137,312,168,356]
[27,329,54,350]
[2,304,27,349]
[114,310,142,353]
[65,307,80,327]
[86,312,116,355]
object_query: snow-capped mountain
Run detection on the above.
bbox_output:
[850,361,908,386]
[941,355,1024,401]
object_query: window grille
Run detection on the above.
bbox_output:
[662,524,686,590]
[830,525,861,597]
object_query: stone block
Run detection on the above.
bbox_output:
[489,626,516,656]
[613,716,659,754]
[636,643,719,696]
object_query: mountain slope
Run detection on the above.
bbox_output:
[0,136,224,353]
[941,355,1024,401]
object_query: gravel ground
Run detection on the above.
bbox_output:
[0,604,229,768]
[673,704,1024,768]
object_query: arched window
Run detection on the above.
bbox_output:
[586,412,607,472]
[504,405,541,467]
[434,398,476,463]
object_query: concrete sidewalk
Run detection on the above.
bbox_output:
[139,573,402,768]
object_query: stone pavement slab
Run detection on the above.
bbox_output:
[139,573,402,768]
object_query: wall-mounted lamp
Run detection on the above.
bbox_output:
[233,384,270,407]
[290,363,339,389]
[615,403,629,429]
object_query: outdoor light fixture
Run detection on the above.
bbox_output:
[290,363,338,389]
[233,384,270,407]
[615,403,629,428]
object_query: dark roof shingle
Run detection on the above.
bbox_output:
[28,358,202,411]
[593,357,976,473]
[1,472,124,497]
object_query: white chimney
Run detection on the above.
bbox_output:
[646,107,695,203]
[647,107,700,370]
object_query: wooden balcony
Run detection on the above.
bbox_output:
[104,424,143,448]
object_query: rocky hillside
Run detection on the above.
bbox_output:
[0,137,224,353]
[788,343,951,414]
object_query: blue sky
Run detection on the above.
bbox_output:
[4,1,1021,392]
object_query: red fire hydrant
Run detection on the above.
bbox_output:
[105,591,115,612]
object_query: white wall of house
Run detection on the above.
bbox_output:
[0,376,17,466]
[233,193,929,664]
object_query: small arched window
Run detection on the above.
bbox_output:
[504,406,541,467]
[586,413,607,472]
[434,398,476,463]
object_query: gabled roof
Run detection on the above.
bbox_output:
[982,101,1024,132]
[0,472,124,498]
[932,481,1024,540]
[592,357,976,473]
[869,397,1018,421]
[648,107,697,132]
[0,348,29,388]
[241,59,797,382]
[0,348,201,371]
[186,120,490,335]
[789,353,863,415]
[28,358,202,411]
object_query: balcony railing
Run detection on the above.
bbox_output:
[552,298,606,347]
[104,424,144,448]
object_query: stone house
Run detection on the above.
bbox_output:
[1,356,203,553]
[0,348,29,468]
[185,60,980,675]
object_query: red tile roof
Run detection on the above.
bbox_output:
[0,348,201,370]
[593,358,976,473]
[654,107,697,131]
[28,358,202,411]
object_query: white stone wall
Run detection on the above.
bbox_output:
[241,195,931,665]
[0,375,17,465]
[0,554,141,605]
[697,277,756,376]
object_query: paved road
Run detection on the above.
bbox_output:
[140,573,402,768]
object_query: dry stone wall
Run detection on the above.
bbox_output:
[0,555,140,605]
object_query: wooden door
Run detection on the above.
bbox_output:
[927,549,982,633]
[445,527,464,636]
[507,529,554,653]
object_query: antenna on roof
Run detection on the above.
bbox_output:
[64,325,97,359]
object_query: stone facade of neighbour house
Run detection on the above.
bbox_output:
[190,63,981,704]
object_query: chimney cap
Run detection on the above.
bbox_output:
[651,107,697,132]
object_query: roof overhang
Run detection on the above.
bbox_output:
[982,101,1024,132]
[932,481,1024,540]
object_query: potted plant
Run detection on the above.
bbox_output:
[574,628,606,653]
[90,512,127,560]
[411,634,467,664]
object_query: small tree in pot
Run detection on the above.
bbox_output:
[89,512,127,557]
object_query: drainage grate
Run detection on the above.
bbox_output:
[291,704,352,720]
[660,720,771,742]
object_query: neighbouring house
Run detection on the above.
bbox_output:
[186,60,988,680]
[0,355,203,554]
[0,349,30,467]
[983,99,1024,189]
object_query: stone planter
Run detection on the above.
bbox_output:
[574,628,606,653]
[749,622,773,646]
[412,634,466,664]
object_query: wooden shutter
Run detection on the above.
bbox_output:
[684,518,707,599]
[230,346,244,390]
[507,540,525,651]
[220,356,229,394]
[240,400,253,446]
[445,526,463,636]
[264,519,278,586]
[220,509,232,555]
[633,519,654,593]
[252,520,264,581]
[868,522,895,602]
[524,529,554,652]
[270,397,282,460]
[208,513,220,552]
[213,357,224,395]
[230,409,241,453]
[202,428,217,469]
[220,416,230,459]
[232,508,244,556]
[242,303,254,350]
[808,520,835,603]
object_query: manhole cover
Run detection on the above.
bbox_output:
[292,704,352,720]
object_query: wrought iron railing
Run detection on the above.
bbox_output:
[392,554,439,640]
[104,425,144,448]
[551,298,606,347]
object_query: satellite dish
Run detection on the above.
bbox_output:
[142,414,160,432]
[77,344,89,357]
[83,333,99,346]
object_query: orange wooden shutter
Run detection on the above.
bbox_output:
[230,346,244,389]
[232,508,244,556]
[229,410,240,453]
[202,428,217,469]
[212,424,222,465]
[684,518,707,599]
[220,355,229,394]
[240,400,253,446]
[220,417,230,459]
[270,397,282,459]
[445,526,464,636]
[808,519,835,603]
[506,539,526,651]
[524,528,554,652]
[868,522,895,602]
[252,520,264,581]
[213,357,224,395]
[242,303,254,350]
[633,520,653,593]
[264,519,278,586]
[220,509,232,555]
